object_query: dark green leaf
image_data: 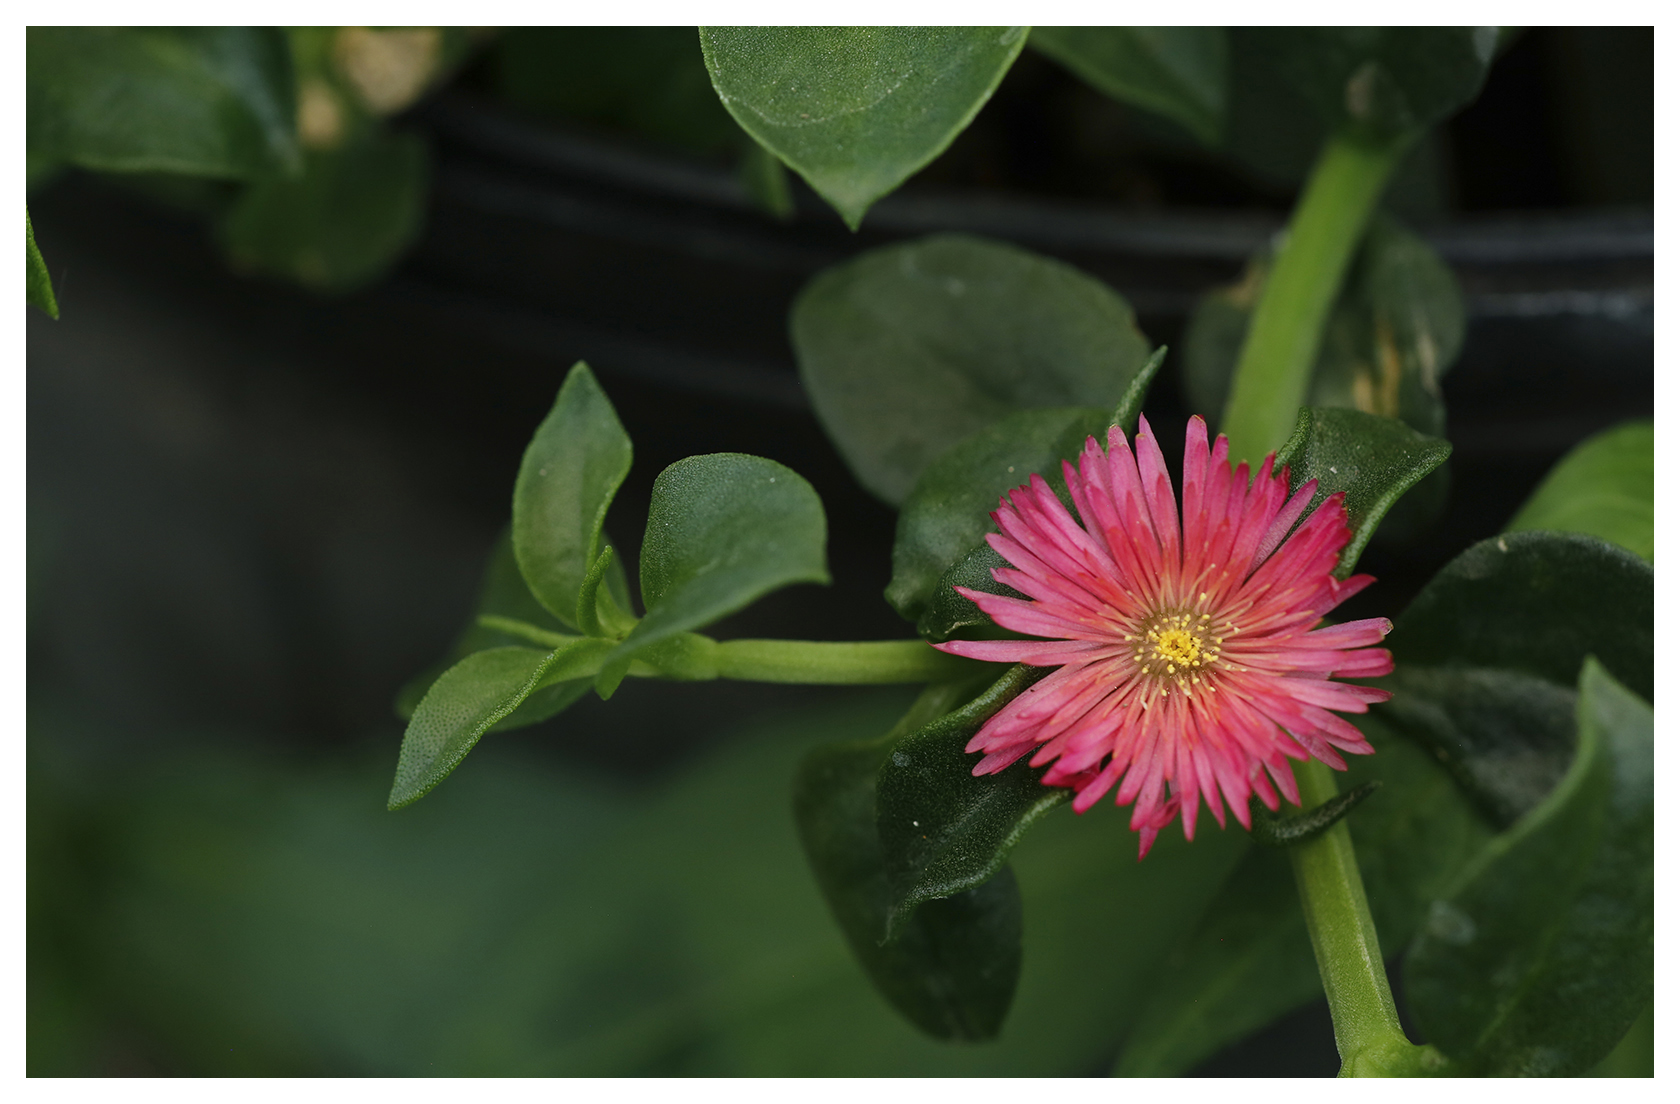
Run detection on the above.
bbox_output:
[886,406,1111,627]
[388,639,611,809]
[1274,406,1452,577]
[1505,420,1653,563]
[915,544,1021,643]
[607,453,829,666]
[27,208,58,319]
[1030,28,1227,144]
[27,27,298,178]
[1253,27,1499,140]
[1249,782,1379,847]
[1377,532,1652,826]
[218,128,427,293]
[510,363,635,631]
[793,233,1152,505]
[1405,660,1653,1075]
[794,683,1024,1041]
[700,27,1027,228]
[1185,217,1465,446]
[1113,713,1492,1075]
[875,667,1062,934]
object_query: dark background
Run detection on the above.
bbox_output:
[28,27,1652,1075]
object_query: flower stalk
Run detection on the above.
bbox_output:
[1219,127,1411,464]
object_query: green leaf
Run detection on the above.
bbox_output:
[27,208,58,319]
[700,27,1027,228]
[1030,28,1227,144]
[1274,406,1452,577]
[1113,713,1493,1075]
[792,233,1153,505]
[1405,660,1653,1075]
[1504,420,1653,563]
[511,364,635,631]
[607,453,829,666]
[1186,217,1465,444]
[1253,27,1499,140]
[875,667,1064,935]
[794,683,1024,1041]
[1378,532,1652,826]
[27,27,298,178]
[218,128,427,293]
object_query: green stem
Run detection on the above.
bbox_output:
[1220,127,1411,463]
[709,638,976,684]
[1288,759,1444,1077]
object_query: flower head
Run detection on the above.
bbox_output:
[934,415,1394,858]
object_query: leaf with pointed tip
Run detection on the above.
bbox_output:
[512,363,634,631]
[1377,531,1652,826]
[1405,659,1652,1076]
[1275,406,1451,578]
[1505,420,1653,563]
[1031,27,1227,144]
[700,27,1027,228]
[388,639,611,809]
[794,235,1153,506]
[27,27,298,178]
[607,453,828,667]
[27,208,57,319]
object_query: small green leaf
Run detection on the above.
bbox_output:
[1377,531,1652,826]
[218,128,427,293]
[607,453,829,666]
[388,638,613,809]
[886,406,1111,629]
[511,363,634,630]
[875,666,1062,935]
[793,233,1153,505]
[1505,420,1653,563]
[27,27,298,178]
[1031,28,1227,144]
[794,683,1024,1041]
[1248,782,1379,847]
[27,209,58,319]
[1274,407,1451,577]
[700,27,1027,228]
[1254,27,1499,140]
[1405,660,1652,1076]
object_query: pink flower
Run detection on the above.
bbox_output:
[934,415,1394,859]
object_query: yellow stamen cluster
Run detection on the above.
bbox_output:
[1127,607,1229,697]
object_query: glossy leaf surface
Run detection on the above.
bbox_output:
[886,406,1110,628]
[1505,420,1653,563]
[1406,660,1652,1075]
[700,27,1027,228]
[794,234,1151,505]
[511,364,635,630]
[1253,27,1498,139]
[27,27,298,178]
[610,453,828,665]
[794,699,1023,1042]
[388,640,610,809]
[1379,532,1652,826]
[874,667,1061,933]
[27,209,58,319]
[1031,27,1227,144]
[1275,407,1452,577]
[219,129,427,293]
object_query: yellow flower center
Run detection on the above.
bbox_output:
[1130,608,1229,698]
[1153,627,1203,668]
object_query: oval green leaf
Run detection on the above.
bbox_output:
[1405,659,1652,1076]
[1504,420,1653,563]
[607,453,829,666]
[700,27,1027,228]
[27,27,298,178]
[793,233,1153,505]
[511,363,634,631]
[1031,27,1227,144]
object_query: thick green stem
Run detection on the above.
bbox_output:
[1288,759,1444,1076]
[709,638,975,684]
[1220,128,1411,463]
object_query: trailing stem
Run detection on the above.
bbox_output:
[1219,127,1411,463]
